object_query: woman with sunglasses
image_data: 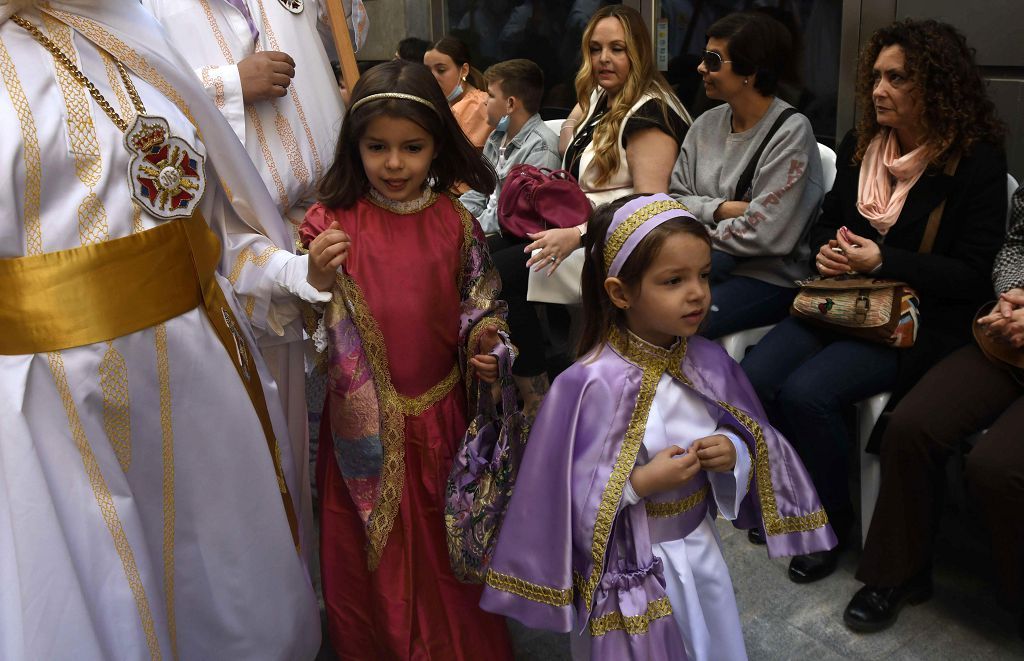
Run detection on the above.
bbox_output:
[670,11,825,340]
[741,18,1006,585]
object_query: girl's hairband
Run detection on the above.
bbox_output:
[349,92,439,116]
[603,194,695,277]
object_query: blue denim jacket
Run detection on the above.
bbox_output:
[460,113,561,235]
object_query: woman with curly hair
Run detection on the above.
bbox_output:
[740,19,1007,583]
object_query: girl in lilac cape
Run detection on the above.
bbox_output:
[480,194,836,660]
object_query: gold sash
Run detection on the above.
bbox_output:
[0,213,299,548]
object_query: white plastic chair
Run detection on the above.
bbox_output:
[544,118,564,136]
[857,171,1022,545]
[716,143,839,362]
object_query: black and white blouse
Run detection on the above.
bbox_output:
[994,184,1024,294]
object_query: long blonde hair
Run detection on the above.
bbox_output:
[574,5,687,186]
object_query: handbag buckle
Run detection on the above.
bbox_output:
[855,292,870,323]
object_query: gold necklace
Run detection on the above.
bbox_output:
[13,13,207,220]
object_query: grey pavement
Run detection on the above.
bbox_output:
[507,514,1024,660]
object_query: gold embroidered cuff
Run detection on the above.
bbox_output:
[485,569,573,607]
[589,596,673,636]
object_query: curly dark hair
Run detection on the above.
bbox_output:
[854,19,1005,164]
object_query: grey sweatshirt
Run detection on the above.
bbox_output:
[670,97,824,287]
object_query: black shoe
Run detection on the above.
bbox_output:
[788,548,841,584]
[843,577,933,633]
[747,527,766,545]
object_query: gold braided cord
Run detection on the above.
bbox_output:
[485,570,573,607]
[603,199,686,271]
[0,34,43,256]
[589,596,673,637]
[11,14,145,133]
[717,401,830,536]
[47,352,162,660]
[645,483,710,519]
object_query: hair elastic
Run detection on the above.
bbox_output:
[603,194,695,276]
[349,92,439,116]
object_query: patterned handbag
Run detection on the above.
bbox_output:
[790,275,921,347]
[445,350,528,583]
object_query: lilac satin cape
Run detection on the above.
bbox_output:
[480,332,836,634]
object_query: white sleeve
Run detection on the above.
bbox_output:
[195,64,246,145]
[706,429,751,520]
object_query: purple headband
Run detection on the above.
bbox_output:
[603,194,694,276]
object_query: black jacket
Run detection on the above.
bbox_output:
[810,130,1007,406]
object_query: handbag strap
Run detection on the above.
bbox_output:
[917,153,961,254]
[733,107,797,201]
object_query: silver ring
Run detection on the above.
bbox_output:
[549,255,557,263]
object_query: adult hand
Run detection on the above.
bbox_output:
[629,445,701,498]
[469,325,502,383]
[976,288,1024,326]
[238,51,296,104]
[979,291,1024,349]
[836,226,882,273]
[713,200,750,222]
[815,239,849,276]
[307,221,350,291]
[524,227,582,275]
[691,434,737,473]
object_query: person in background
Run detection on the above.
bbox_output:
[741,18,1007,584]
[526,4,691,277]
[396,36,430,63]
[424,36,490,148]
[670,11,824,339]
[843,186,1024,634]
[460,59,560,418]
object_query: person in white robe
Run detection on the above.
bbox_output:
[0,1,331,658]
[139,0,368,561]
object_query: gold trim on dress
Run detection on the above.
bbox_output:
[47,351,163,661]
[0,33,43,255]
[396,363,460,417]
[154,323,178,660]
[576,327,687,610]
[99,340,132,472]
[718,402,830,536]
[589,596,673,637]
[485,569,574,607]
[645,483,710,519]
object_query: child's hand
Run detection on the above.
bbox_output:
[307,221,351,291]
[630,445,700,498]
[470,325,502,384]
[691,434,737,473]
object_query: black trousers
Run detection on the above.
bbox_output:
[856,343,1024,607]
[488,234,546,377]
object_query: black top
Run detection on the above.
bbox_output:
[564,95,688,180]
[811,129,1007,404]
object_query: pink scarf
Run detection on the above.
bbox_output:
[856,129,933,235]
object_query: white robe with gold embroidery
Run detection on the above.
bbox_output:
[141,0,354,560]
[0,3,319,659]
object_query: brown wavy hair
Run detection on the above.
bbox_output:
[317,60,495,209]
[574,5,689,187]
[854,19,1005,164]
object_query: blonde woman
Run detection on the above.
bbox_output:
[525,4,692,273]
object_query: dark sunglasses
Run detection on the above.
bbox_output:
[701,50,733,73]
